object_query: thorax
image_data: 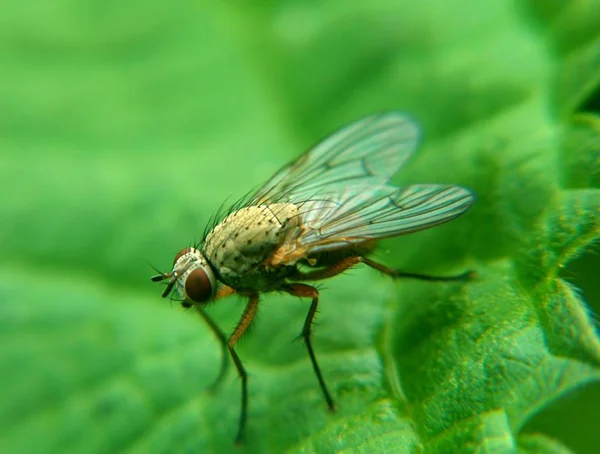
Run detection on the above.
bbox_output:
[203,203,300,290]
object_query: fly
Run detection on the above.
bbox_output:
[151,111,475,443]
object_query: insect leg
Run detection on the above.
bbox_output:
[190,285,236,392]
[216,284,237,299]
[228,294,259,445]
[360,256,475,281]
[281,283,336,412]
[194,308,229,392]
[289,256,361,281]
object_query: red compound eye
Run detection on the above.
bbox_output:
[185,267,214,303]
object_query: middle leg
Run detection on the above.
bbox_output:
[281,282,336,412]
[228,294,259,445]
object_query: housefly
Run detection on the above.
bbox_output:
[151,112,475,443]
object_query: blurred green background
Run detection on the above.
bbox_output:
[1,1,600,453]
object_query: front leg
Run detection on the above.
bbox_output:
[193,308,229,392]
[190,284,237,392]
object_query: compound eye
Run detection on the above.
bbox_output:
[173,247,194,265]
[185,268,214,303]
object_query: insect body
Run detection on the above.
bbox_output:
[152,112,475,443]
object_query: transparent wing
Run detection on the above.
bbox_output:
[288,184,474,255]
[251,111,420,205]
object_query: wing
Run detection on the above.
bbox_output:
[278,184,475,258]
[251,111,420,205]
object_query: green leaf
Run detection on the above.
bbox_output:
[1,1,600,453]
[518,433,575,454]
